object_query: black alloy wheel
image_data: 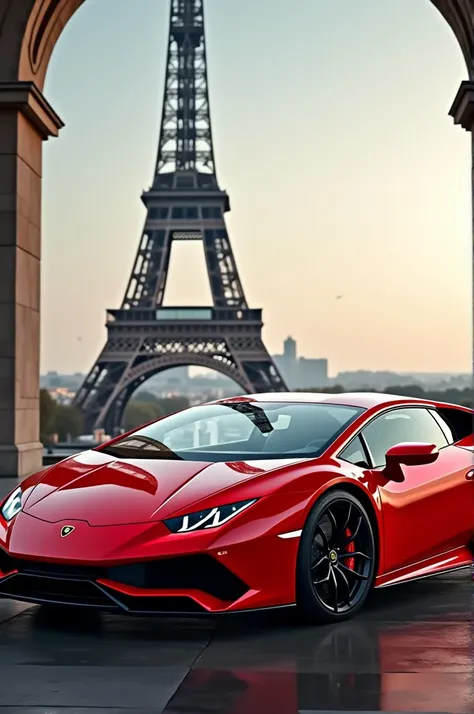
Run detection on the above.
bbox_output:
[296,490,376,624]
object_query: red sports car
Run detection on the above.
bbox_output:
[0,392,472,624]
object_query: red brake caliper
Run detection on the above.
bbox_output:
[344,528,355,570]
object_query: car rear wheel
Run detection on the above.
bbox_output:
[296,489,376,624]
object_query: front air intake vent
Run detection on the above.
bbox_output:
[0,552,249,603]
[0,547,15,575]
[0,573,117,609]
[107,554,249,602]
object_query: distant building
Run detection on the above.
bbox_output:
[295,358,328,389]
[273,337,328,390]
[333,370,418,390]
[284,336,296,362]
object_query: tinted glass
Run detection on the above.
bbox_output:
[339,436,369,468]
[430,410,455,444]
[361,407,449,467]
[437,407,474,441]
[101,401,364,462]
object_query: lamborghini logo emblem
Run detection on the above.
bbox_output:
[60,525,75,538]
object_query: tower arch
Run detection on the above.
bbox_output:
[95,354,251,435]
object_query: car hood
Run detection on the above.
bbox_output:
[23,449,306,526]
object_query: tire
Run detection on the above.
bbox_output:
[296,489,376,624]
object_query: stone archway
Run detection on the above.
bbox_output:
[0,0,472,477]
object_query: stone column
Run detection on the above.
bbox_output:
[0,81,63,478]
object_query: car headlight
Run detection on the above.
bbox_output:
[164,499,257,534]
[1,486,22,522]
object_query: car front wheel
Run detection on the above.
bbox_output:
[296,489,376,624]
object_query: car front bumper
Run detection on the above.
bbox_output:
[0,503,306,615]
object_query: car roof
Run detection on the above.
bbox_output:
[226,391,436,410]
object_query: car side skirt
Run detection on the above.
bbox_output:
[374,545,472,589]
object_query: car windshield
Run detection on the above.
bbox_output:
[100,401,364,463]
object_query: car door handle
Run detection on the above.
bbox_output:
[465,470,474,481]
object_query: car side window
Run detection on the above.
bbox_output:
[361,407,449,468]
[429,410,455,444]
[339,436,369,468]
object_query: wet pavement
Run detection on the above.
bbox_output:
[0,479,473,714]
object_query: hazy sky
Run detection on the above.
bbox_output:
[41,0,472,377]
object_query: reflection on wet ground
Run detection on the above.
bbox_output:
[162,572,474,714]
[0,479,472,713]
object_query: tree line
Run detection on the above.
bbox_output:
[296,384,473,408]
[40,389,191,444]
[40,384,473,444]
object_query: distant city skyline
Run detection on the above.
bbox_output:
[41,334,471,385]
[41,0,471,377]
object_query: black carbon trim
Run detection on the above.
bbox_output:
[0,572,207,615]
[0,548,249,603]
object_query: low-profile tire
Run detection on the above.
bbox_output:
[296,489,376,625]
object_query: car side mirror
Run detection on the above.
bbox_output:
[383,442,439,482]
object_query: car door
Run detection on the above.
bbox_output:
[359,406,473,573]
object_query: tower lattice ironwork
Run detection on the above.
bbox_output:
[74,0,286,434]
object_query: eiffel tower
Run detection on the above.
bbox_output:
[74,0,287,435]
